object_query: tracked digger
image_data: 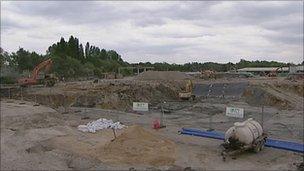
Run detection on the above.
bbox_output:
[179,79,195,100]
[18,58,57,87]
[201,70,216,79]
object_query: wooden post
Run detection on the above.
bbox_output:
[261,106,264,129]
[111,128,117,141]
[63,93,68,113]
[33,93,39,106]
[19,87,26,104]
[20,87,23,101]
[8,88,11,99]
[49,87,52,104]
[85,92,88,114]
[207,114,214,131]
[160,104,164,127]
[160,101,166,127]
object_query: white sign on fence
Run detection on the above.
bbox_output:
[133,102,149,111]
[226,107,244,118]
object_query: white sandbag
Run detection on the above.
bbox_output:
[77,118,126,133]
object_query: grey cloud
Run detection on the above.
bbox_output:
[132,17,166,27]
[129,2,220,27]
[10,1,125,25]
[8,2,303,23]
[135,1,302,46]
[118,42,189,55]
[1,1,303,63]
[265,33,303,45]
[261,16,303,35]
[7,1,303,31]
[233,2,301,19]
[7,2,219,26]
[1,16,29,32]
[187,1,303,37]
[149,32,214,39]
[210,2,303,46]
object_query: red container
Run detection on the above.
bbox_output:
[152,119,161,129]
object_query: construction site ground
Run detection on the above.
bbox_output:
[1,74,303,170]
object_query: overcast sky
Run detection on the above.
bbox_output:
[1,1,303,64]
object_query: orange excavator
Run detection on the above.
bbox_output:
[18,58,57,87]
[268,66,283,77]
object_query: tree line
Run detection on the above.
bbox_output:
[1,36,128,80]
[0,35,301,84]
[131,59,295,72]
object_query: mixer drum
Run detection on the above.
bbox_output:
[225,118,263,145]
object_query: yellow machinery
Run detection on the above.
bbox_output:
[201,70,216,79]
[179,80,195,100]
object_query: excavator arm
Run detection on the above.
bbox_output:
[268,66,283,77]
[30,59,53,80]
[18,58,54,86]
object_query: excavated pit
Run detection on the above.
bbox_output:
[1,79,302,111]
[0,80,184,111]
[1,77,303,170]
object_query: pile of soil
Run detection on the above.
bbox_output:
[101,125,176,166]
[243,86,292,109]
[136,71,192,80]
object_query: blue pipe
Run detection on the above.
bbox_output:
[180,128,304,153]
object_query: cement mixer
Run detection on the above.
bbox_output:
[221,118,267,161]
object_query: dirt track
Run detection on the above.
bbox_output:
[1,76,303,170]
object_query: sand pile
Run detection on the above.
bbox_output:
[136,71,192,80]
[101,125,176,166]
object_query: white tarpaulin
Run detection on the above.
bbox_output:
[77,118,126,133]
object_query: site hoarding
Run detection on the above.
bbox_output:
[133,102,149,111]
[226,107,244,118]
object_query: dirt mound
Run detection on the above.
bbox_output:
[101,125,176,166]
[136,71,192,80]
[243,86,293,109]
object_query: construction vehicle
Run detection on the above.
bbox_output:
[221,118,267,161]
[18,58,57,87]
[201,70,216,79]
[179,79,195,100]
[268,66,284,77]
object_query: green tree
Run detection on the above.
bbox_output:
[0,47,9,69]
[83,62,95,77]
[9,48,45,72]
[51,56,83,78]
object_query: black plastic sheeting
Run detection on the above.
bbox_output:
[193,82,249,98]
